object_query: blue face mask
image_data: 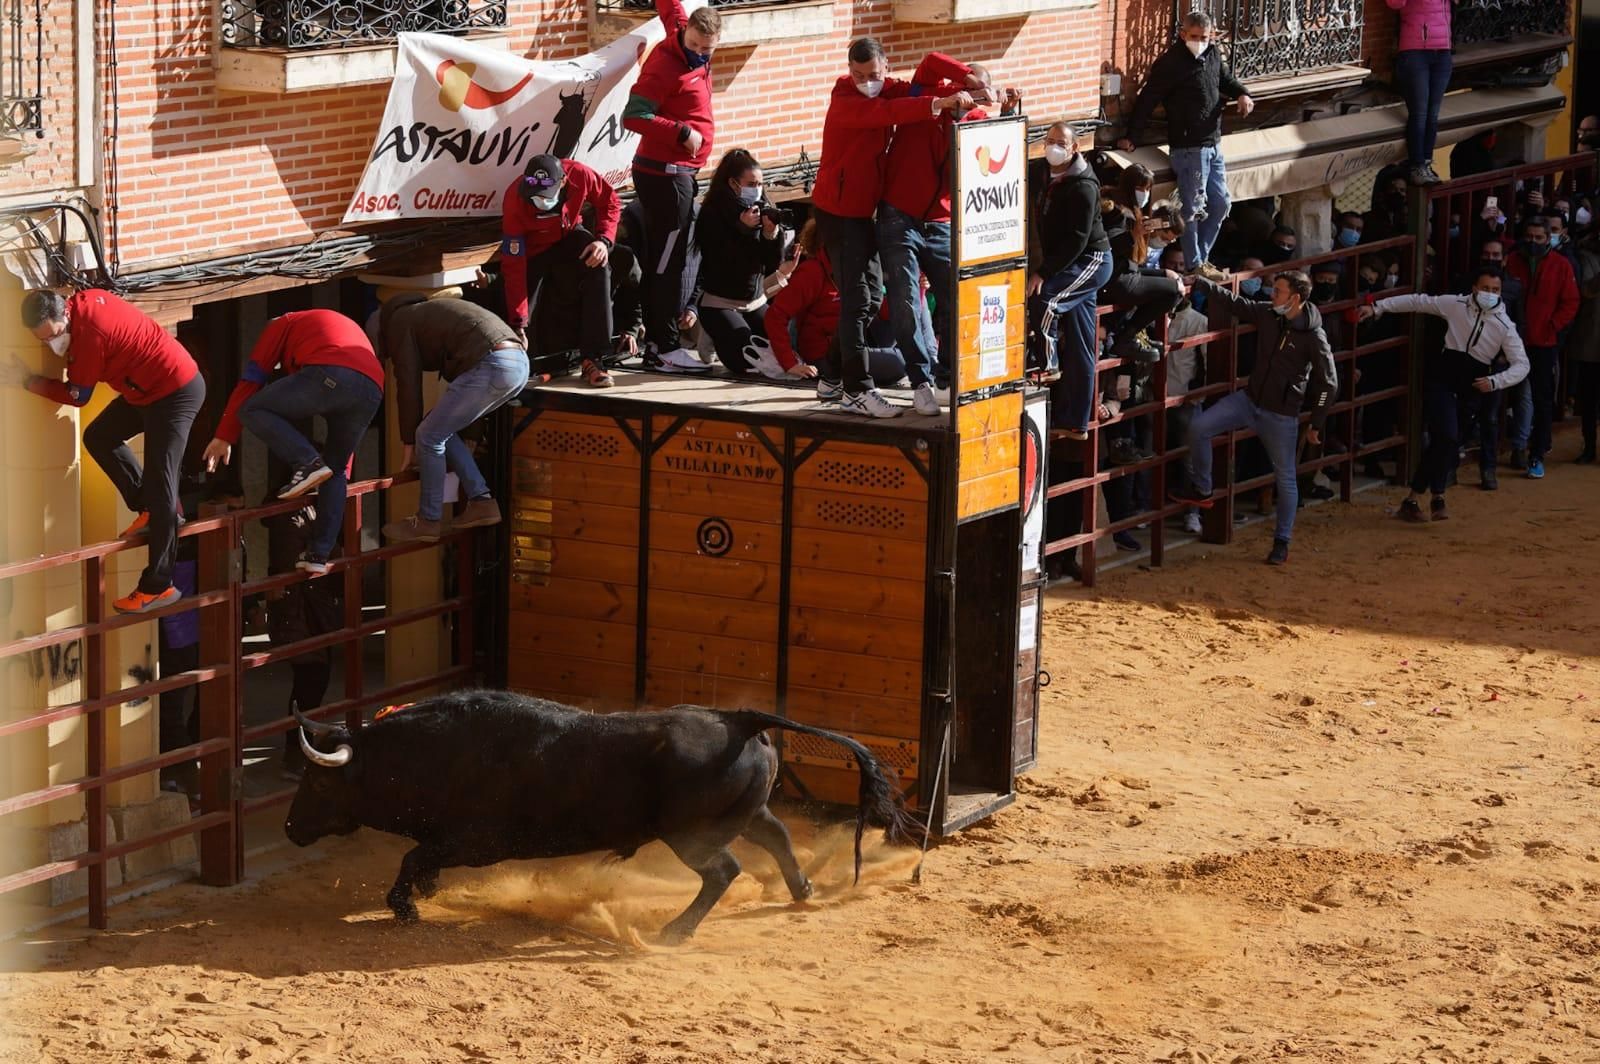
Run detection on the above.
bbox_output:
[679,31,709,69]
[1239,277,1262,297]
[736,185,761,207]
[1336,227,1361,248]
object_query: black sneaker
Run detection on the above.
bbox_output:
[1107,437,1151,466]
[1265,538,1289,566]
[279,461,334,500]
[1113,530,1140,552]
[1479,467,1498,491]
[1576,449,1596,465]
[1508,447,1528,471]
[1397,497,1427,523]
[1430,495,1449,521]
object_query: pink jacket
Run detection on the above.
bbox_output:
[1387,0,1452,52]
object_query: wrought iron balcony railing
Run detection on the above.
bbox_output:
[1453,0,1570,47]
[596,0,821,14]
[1172,0,1364,83]
[2,0,42,137]
[219,0,508,50]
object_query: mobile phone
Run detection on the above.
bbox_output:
[1484,195,1498,213]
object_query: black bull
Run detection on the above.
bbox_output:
[285,690,923,942]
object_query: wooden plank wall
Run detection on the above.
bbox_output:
[787,438,930,805]
[506,411,643,709]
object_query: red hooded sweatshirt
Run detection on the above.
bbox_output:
[1505,246,1579,347]
[812,52,973,220]
[501,159,622,328]
[623,0,714,174]
[762,252,896,369]
[882,91,990,224]
[27,289,197,408]
[213,310,384,445]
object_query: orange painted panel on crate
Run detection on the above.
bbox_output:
[958,469,1019,519]
[507,655,636,709]
[512,413,642,467]
[652,419,783,485]
[512,456,638,502]
[792,442,930,503]
[509,576,636,625]
[507,614,635,665]
[791,490,929,544]
[786,684,923,739]
[643,628,778,684]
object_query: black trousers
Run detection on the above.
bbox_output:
[813,207,882,395]
[526,228,613,360]
[698,304,767,373]
[1102,271,1183,354]
[1412,348,1493,496]
[633,167,698,353]
[83,373,205,593]
[1573,360,1600,451]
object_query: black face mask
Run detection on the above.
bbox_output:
[1359,275,1379,292]
[1311,282,1338,303]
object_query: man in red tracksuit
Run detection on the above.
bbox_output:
[811,38,979,418]
[12,289,206,613]
[501,153,622,388]
[878,63,1017,416]
[202,309,385,574]
[623,0,720,370]
[1505,216,1579,478]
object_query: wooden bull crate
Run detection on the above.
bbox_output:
[494,370,1044,834]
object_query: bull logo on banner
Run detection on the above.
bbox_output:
[343,5,697,223]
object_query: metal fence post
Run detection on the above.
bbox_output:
[83,555,107,929]
[197,514,242,887]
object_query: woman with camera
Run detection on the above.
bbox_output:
[691,148,790,373]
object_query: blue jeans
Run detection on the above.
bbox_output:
[875,203,950,387]
[414,348,529,522]
[240,365,383,560]
[1187,389,1300,543]
[1171,145,1231,268]
[1395,49,1452,168]
[1507,378,1531,448]
[1035,250,1114,431]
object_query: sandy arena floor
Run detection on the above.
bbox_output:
[4,462,1599,1063]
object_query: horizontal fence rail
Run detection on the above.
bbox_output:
[0,471,477,929]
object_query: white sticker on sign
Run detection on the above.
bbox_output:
[1018,600,1037,653]
[978,284,1008,380]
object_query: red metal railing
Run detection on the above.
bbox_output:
[1045,235,1419,585]
[0,473,477,928]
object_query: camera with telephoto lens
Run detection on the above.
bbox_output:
[760,204,794,228]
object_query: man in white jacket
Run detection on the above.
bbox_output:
[1358,266,1528,521]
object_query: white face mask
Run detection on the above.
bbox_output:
[1577,207,1593,227]
[1185,39,1209,58]
[1134,189,1151,208]
[1474,290,1501,311]
[1272,301,1293,317]
[45,331,70,356]
[531,191,560,212]
[855,78,884,99]
[1044,143,1071,167]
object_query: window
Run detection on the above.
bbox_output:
[2,0,42,138]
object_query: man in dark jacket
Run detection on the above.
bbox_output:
[375,294,529,542]
[1116,10,1253,278]
[1172,270,1337,565]
[1028,134,1114,437]
[623,0,719,370]
[1505,216,1580,478]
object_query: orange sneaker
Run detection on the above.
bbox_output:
[119,512,150,538]
[113,586,182,614]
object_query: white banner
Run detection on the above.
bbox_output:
[953,116,1027,268]
[343,21,682,223]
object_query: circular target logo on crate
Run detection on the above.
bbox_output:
[696,517,733,557]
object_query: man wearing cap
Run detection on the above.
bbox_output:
[501,153,623,387]
[624,0,721,371]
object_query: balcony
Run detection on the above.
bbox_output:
[590,0,833,49]
[1,0,43,159]
[216,0,512,94]
[1451,0,1572,79]
[1176,0,1368,99]
[894,0,1094,25]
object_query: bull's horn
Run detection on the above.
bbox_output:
[293,704,340,737]
[299,728,353,768]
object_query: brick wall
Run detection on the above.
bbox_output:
[87,0,1102,273]
[0,1,84,200]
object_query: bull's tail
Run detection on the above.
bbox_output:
[729,710,926,884]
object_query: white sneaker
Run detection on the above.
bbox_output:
[934,385,951,405]
[838,388,903,419]
[817,378,843,402]
[655,347,712,373]
[1182,511,1202,535]
[744,336,788,380]
[912,383,941,416]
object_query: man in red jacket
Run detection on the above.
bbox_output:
[1505,216,1579,478]
[877,63,1018,416]
[501,153,622,387]
[811,38,978,419]
[623,0,720,371]
[200,309,385,575]
[11,289,206,613]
